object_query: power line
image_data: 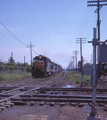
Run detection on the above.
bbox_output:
[0,22,27,46]
[0,33,22,47]
[32,49,39,55]
[0,22,40,60]
[101,10,107,36]
[87,0,107,41]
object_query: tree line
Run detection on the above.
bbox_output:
[0,56,31,72]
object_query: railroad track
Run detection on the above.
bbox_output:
[0,72,66,111]
[0,71,107,112]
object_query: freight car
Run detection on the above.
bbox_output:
[32,55,62,78]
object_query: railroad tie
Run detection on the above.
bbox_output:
[50,102,55,106]
[33,91,37,94]
[60,102,66,106]
[3,104,10,108]
[71,102,77,106]
[98,103,105,106]
[49,91,54,94]
[105,104,107,108]
[78,103,84,107]
[12,101,26,105]
[5,102,14,107]
[88,103,92,106]
[103,108,107,111]
[55,91,58,94]
[30,101,36,106]
[0,102,7,110]
[40,101,45,106]
[37,92,40,94]
[84,91,87,94]
[96,92,100,94]
[0,106,6,110]
[62,91,66,94]
[0,102,5,106]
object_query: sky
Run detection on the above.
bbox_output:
[0,0,107,69]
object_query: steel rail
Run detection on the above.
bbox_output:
[10,97,107,103]
[0,87,19,90]
[19,94,107,99]
[37,87,107,92]
[1,94,107,100]
[1,87,107,92]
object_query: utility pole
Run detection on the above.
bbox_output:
[27,42,35,67]
[72,56,75,72]
[11,53,13,65]
[74,51,78,73]
[67,61,73,70]
[73,56,74,71]
[24,56,25,67]
[76,38,86,86]
[87,0,107,41]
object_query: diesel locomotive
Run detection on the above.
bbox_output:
[32,55,62,78]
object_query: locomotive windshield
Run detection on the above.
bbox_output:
[33,58,44,63]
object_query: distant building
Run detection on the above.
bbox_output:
[83,63,92,75]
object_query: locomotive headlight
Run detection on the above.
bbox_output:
[39,55,41,59]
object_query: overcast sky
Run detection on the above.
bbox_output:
[0,0,107,68]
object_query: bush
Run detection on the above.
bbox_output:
[0,72,32,82]
[65,71,91,84]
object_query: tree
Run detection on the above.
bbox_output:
[8,56,15,64]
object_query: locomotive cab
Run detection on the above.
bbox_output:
[32,55,45,77]
[32,55,52,78]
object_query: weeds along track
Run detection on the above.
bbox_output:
[0,72,65,87]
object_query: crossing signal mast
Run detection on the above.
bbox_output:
[87,0,107,120]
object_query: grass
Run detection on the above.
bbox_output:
[0,69,62,83]
[65,71,91,84]
[0,71,32,83]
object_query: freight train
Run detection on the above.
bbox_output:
[32,55,62,78]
